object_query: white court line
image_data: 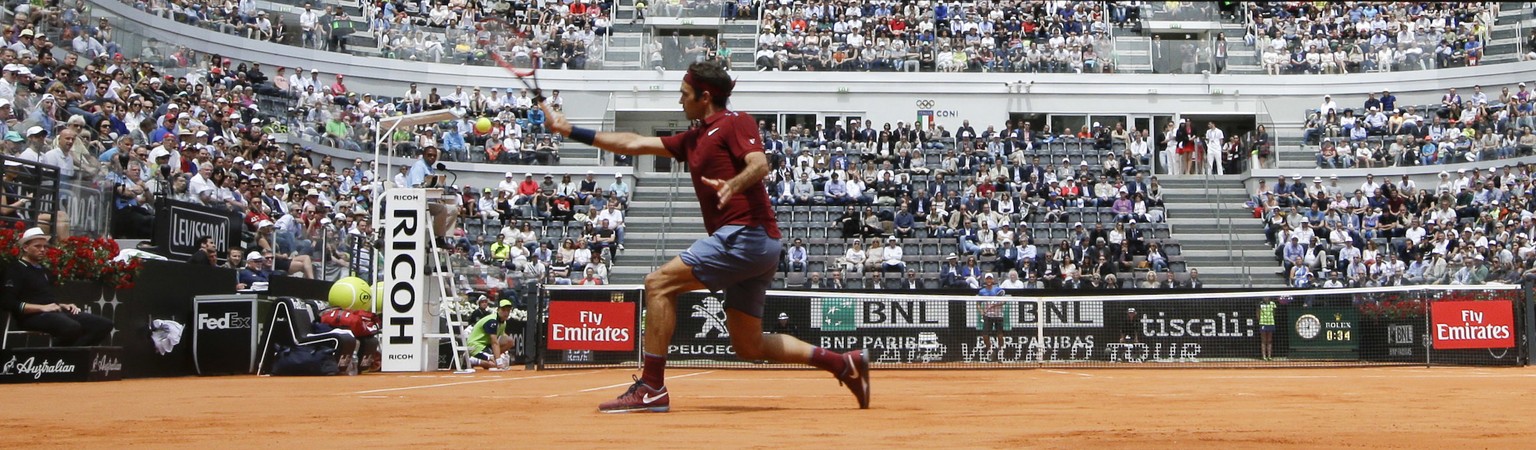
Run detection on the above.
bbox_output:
[578,381,640,393]
[1200,373,1536,380]
[352,371,597,395]
[1043,369,1095,378]
[699,377,826,382]
[576,370,718,393]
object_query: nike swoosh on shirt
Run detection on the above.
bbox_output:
[708,128,720,136]
[643,392,668,403]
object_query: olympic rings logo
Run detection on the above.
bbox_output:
[915,100,935,109]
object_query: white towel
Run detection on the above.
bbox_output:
[114,249,168,263]
[150,319,186,355]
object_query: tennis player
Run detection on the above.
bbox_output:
[540,60,870,413]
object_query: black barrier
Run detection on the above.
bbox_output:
[111,260,238,378]
[0,154,62,231]
[542,286,1528,369]
[267,275,335,303]
[539,287,643,368]
[192,296,274,375]
[659,292,1286,365]
[0,347,124,383]
[152,198,243,261]
[8,259,349,381]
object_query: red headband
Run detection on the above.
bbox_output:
[684,71,733,101]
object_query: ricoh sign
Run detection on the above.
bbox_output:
[381,189,428,371]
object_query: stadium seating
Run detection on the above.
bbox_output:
[13,0,1533,293]
[123,0,1527,76]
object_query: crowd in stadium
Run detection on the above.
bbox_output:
[0,4,624,293]
[1248,2,1494,75]
[6,0,1535,293]
[757,117,1210,290]
[1255,164,1536,288]
[136,0,611,69]
[126,0,1510,78]
[754,0,1117,73]
[274,72,570,165]
[1305,84,1536,168]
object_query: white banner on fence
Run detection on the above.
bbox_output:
[381,189,428,372]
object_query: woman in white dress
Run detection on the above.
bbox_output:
[842,240,867,275]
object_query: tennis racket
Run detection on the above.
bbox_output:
[478,17,545,105]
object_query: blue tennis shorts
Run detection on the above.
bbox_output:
[1260,325,1276,333]
[680,225,782,318]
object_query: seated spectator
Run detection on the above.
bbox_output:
[881,237,906,273]
[784,238,807,273]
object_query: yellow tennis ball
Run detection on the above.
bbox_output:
[329,277,372,311]
[474,117,494,135]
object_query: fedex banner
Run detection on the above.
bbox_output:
[1431,301,1515,350]
[548,301,636,351]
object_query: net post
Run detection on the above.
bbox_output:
[1424,288,1431,369]
[1525,282,1536,366]
[1034,297,1044,365]
[523,285,543,371]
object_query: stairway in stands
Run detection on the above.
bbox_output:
[609,171,698,284]
[1158,176,1279,287]
[1484,2,1533,65]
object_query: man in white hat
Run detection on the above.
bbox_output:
[770,311,797,335]
[0,228,114,346]
[0,66,17,104]
[881,236,906,273]
[578,170,599,202]
[940,252,963,287]
[237,252,273,287]
[17,126,46,162]
[497,172,518,194]
[607,173,631,204]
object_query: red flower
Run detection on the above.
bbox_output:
[1,232,142,289]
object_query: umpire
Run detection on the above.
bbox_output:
[0,227,114,346]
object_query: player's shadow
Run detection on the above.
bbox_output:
[688,405,842,414]
[689,405,783,414]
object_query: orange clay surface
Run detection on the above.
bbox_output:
[3,366,1534,448]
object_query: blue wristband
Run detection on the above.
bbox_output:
[570,127,597,146]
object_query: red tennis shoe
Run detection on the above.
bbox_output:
[599,376,670,413]
[834,350,871,409]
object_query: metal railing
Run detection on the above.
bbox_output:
[1140,2,1224,22]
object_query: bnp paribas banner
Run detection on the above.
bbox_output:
[663,292,1297,365]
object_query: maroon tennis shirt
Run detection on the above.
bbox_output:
[660,109,782,239]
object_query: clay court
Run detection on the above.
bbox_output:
[5,366,1535,448]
